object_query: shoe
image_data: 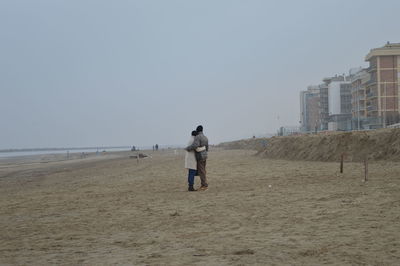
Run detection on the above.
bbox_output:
[188,185,197,192]
[198,186,208,191]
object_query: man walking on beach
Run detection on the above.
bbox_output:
[186,125,209,191]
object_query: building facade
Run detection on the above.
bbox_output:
[351,69,370,130]
[327,76,352,131]
[319,81,329,131]
[319,75,353,131]
[365,42,400,128]
[300,86,320,132]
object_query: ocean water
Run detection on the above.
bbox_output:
[0,147,131,159]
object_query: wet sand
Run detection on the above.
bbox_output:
[1,149,399,265]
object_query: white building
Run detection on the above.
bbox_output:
[327,76,352,131]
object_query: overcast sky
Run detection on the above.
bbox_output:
[1,0,399,149]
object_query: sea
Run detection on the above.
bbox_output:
[0,147,131,159]
[0,144,186,159]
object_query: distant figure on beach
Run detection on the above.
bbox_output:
[185,130,198,191]
[186,125,209,191]
[155,144,159,151]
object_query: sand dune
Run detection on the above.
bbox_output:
[219,128,400,162]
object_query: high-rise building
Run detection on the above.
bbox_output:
[365,42,400,128]
[351,69,370,130]
[300,86,320,132]
[319,74,353,131]
[319,81,329,131]
[327,75,352,131]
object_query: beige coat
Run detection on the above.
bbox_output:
[185,137,197,170]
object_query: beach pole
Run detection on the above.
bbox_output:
[137,153,139,164]
[364,158,368,182]
[340,153,344,173]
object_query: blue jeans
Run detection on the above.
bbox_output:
[187,169,196,186]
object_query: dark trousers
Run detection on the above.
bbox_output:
[197,160,208,187]
[187,169,196,186]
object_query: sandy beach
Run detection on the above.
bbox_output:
[1,149,399,265]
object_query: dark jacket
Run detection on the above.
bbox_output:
[186,132,209,161]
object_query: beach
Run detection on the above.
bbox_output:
[1,149,399,265]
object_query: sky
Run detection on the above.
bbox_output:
[1,0,399,149]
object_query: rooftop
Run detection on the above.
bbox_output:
[365,42,400,61]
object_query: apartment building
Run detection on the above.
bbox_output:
[319,81,329,130]
[300,86,320,132]
[317,74,353,131]
[320,75,344,130]
[327,75,352,131]
[351,69,370,130]
[365,42,400,128]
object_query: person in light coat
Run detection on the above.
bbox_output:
[186,125,208,191]
[185,130,198,191]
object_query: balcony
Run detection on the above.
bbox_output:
[351,86,361,93]
[365,79,377,86]
[367,65,377,73]
[352,105,366,112]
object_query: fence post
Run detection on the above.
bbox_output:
[364,158,368,182]
[340,153,344,173]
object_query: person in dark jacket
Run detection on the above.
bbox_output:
[186,125,209,190]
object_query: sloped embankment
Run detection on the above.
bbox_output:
[218,129,400,162]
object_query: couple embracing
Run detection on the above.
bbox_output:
[184,125,209,192]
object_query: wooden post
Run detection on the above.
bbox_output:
[340,153,344,173]
[137,153,139,164]
[364,158,368,182]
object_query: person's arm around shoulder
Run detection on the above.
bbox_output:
[186,135,200,151]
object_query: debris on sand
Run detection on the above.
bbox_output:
[170,211,180,217]
[233,249,255,255]
[129,153,148,159]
